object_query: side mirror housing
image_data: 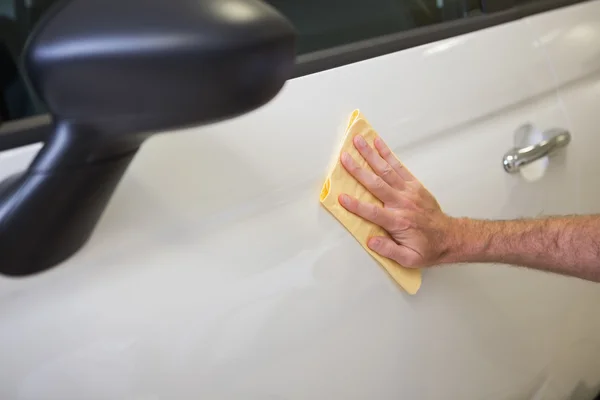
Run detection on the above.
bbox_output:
[0,0,296,275]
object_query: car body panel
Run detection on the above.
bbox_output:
[1,2,600,399]
[526,1,600,218]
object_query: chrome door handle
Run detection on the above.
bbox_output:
[503,128,571,173]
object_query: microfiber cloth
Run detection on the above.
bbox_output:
[320,110,422,294]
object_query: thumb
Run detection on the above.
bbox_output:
[367,236,421,268]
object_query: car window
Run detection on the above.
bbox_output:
[266,0,482,55]
[0,0,588,127]
[0,0,54,122]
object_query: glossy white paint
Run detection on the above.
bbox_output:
[2,3,600,399]
[526,0,600,219]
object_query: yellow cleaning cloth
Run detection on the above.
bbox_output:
[320,110,422,294]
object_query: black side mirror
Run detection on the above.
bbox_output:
[0,0,296,276]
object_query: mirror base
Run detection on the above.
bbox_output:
[0,149,137,276]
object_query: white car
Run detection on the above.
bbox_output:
[1,0,600,398]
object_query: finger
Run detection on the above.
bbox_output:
[340,152,397,204]
[339,194,397,232]
[373,137,414,181]
[353,135,403,189]
[367,237,422,268]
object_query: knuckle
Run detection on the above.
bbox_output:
[372,176,386,191]
[369,206,380,221]
[402,193,419,208]
[416,185,428,196]
[390,197,408,209]
[360,144,373,155]
[392,215,408,230]
[378,242,393,257]
[348,161,360,173]
[379,145,390,157]
[380,165,394,178]
[393,160,404,170]
[394,181,406,191]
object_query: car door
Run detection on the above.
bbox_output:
[522,6,600,396]
[525,0,600,216]
[1,0,599,399]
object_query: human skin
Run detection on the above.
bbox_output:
[338,134,600,283]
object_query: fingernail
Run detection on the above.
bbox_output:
[341,152,351,163]
[340,194,350,206]
[354,135,367,148]
[368,238,380,248]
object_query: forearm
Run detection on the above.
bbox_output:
[444,215,600,282]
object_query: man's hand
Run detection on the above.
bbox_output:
[338,134,600,282]
[338,135,456,268]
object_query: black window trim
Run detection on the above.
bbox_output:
[0,0,593,152]
[294,0,593,77]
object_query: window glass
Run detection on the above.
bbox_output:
[0,0,54,123]
[266,0,482,55]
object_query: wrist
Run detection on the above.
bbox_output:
[439,217,486,264]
